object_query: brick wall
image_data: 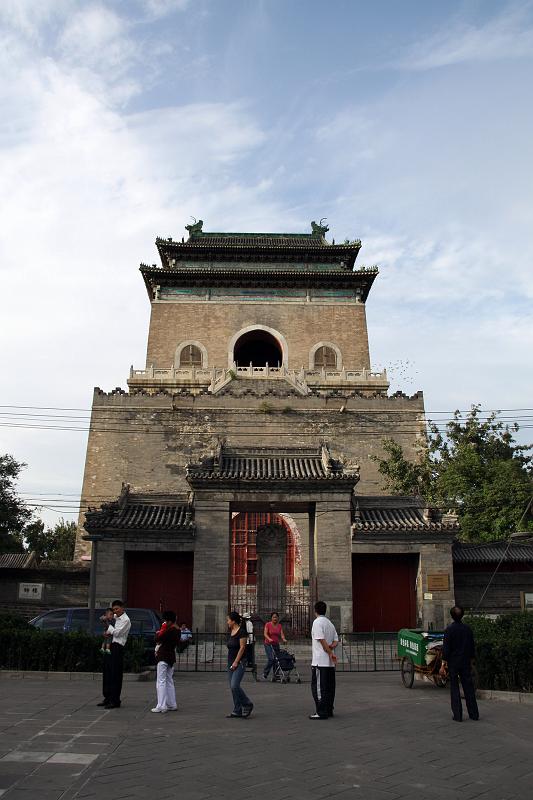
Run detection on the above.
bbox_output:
[0,568,89,618]
[146,300,371,370]
[75,389,425,559]
[454,567,533,614]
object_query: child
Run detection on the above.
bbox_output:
[99,608,114,654]
[155,617,172,656]
[177,622,192,654]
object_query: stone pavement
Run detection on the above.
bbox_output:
[1,672,532,800]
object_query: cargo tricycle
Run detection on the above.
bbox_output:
[397,628,448,689]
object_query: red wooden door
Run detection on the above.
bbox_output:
[352,554,418,631]
[126,552,193,626]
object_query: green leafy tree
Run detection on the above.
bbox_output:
[0,454,31,553]
[373,407,533,542]
[24,518,77,562]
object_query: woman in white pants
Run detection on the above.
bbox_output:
[152,610,180,713]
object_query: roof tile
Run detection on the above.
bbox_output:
[453,540,533,564]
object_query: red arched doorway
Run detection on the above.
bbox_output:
[230,512,296,586]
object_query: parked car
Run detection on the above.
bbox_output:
[29,607,162,660]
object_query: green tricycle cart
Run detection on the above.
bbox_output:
[397,629,448,689]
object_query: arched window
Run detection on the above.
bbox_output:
[179,344,202,367]
[314,345,337,369]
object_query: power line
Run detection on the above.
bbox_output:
[2,403,533,415]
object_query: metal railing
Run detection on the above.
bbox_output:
[172,631,400,673]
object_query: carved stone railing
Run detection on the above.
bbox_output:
[127,364,388,394]
[129,365,217,384]
[304,367,388,386]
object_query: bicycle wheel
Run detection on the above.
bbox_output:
[401,656,415,688]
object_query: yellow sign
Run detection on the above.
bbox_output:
[427,574,450,592]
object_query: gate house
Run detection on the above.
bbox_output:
[78,220,457,632]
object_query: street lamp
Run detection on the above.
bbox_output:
[82,533,104,635]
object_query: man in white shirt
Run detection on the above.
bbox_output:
[102,600,131,709]
[309,600,338,720]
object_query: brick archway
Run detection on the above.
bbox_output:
[230,512,297,586]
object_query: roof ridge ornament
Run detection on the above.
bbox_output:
[311,219,329,237]
[185,217,203,236]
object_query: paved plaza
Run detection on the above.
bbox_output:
[0,672,532,800]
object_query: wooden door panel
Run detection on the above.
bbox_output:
[126,552,193,626]
[352,555,417,631]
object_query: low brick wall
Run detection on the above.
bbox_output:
[0,565,89,618]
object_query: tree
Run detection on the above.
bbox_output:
[373,406,533,542]
[0,454,31,553]
[24,518,77,562]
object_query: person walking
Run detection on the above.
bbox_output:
[152,610,180,713]
[103,600,131,709]
[309,601,338,720]
[262,612,287,681]
[226,611,253,718]
[440,605,479,722]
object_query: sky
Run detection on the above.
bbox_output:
[0,0,532,527]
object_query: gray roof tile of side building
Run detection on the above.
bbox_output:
[84,490,195,532]
[0,551,37,568]
[351,496,460,532]
[452,539,533,563]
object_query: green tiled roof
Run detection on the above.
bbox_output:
[149,223,367,287]
[184,232,328,246]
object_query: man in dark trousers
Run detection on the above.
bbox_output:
[440,605,479,722]
[309,601,338,720]
[103,600,131,709]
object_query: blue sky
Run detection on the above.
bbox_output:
[0,0,532,525]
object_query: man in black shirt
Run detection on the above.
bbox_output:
[440,605,479,722]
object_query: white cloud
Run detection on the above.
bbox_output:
[139,0,190,18]
[400,5,533,70]
[58,5,133,70]
[0,0,74,40]
[0,7,276,525]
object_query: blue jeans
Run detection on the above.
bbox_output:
[263,643,280,678]
[227,663,251,715]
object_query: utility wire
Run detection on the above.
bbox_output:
[1,403,533,414]
[473,494,533,613]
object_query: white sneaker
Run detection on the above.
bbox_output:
[151,707,167,713]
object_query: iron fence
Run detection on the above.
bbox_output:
[229,579,313,637]
[172,631,400,673]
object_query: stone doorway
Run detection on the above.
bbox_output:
[229,510,310,635]
[233,329,282,367]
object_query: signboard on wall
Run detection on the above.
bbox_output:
[18,582,43,601]
[427,574,450,592]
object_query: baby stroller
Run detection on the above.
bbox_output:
[273,649,301,684]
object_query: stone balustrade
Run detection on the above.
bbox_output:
[127,364,389,394]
